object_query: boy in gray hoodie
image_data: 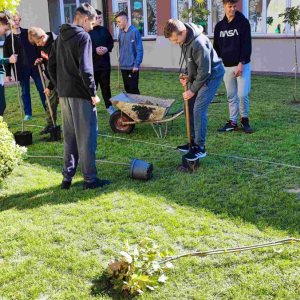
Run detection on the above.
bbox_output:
[116,11,143,94]
[164,19,225,161]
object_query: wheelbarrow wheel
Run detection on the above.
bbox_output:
[109,110,135,134]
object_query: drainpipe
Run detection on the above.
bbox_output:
[102,0,109,29]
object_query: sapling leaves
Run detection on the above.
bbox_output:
[105,239,173,296]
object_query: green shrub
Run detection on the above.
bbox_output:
[0,117,27,182]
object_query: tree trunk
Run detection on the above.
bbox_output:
[294,25,298,102]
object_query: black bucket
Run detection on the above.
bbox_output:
[14,131,33,146]
[49,126,61,142]
[130,158,153,180]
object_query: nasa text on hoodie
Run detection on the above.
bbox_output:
[213,11,252,67]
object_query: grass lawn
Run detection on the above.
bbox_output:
[1,70,300,300]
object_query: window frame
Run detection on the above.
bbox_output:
[244,0,297,36]
[171,0,215,37]
[60,0,95,24]
[172,0,300,37]
[112,0,157,38]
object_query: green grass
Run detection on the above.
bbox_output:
[1,71,300,300]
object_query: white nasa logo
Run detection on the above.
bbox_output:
[220,29,239,37]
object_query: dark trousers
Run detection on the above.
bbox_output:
[46,87,59,126]
[94,69,112,109]
[0,84,5,117]
[60,97,98,183]
[121,70,140,94]
[20,67,47,116]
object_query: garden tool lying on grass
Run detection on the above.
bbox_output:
[28,155,153,181]
[38,64,61,142]
[178,74,200,173]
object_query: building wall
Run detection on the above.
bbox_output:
[110,36,300,74]
[108,0,300,74]
[17,0,50,31]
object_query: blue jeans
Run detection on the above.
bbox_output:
[186,75,224,146]
[19,68,47,116]
[224,62,251,123]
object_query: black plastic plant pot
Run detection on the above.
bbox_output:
[130,158,153,180]
[14,131,33,146]
[49,125,61,142]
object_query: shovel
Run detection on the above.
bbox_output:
[38,64,61,141]
[179,74,200,173]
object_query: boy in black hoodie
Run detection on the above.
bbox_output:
[48,3,110,190]
[28,27,59,136]
[214,0,252,133]
[89,9,114,115]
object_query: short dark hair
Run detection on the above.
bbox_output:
[95,9,102,16]
[0,12,13,26]
[74,2,96,21]
[115,11,128,19]
[223,0,239,3]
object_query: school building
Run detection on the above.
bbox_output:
[2,0,300,75]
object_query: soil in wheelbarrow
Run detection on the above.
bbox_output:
[132,105,155,121]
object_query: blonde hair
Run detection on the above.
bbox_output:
[164,19,186,38]
[28,27,46,44]
[13,11,22,21]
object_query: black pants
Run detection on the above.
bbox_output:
[121,70,140,94]
[94,69,112,109]
[0,84,5,117]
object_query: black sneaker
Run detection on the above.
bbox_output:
[177,141,196,152]
[39,125,53,135]
[240,117,252,134]
[217,120,238,132]
[183,145,206,161]
[61,180,72,190]
[83,178,110,190]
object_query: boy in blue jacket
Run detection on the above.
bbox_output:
[116,11,143,94]
[0,13,17,117]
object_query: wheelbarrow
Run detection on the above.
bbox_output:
[109,93,184,138]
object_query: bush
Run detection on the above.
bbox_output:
[0,117,27,182]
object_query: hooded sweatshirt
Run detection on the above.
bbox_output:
[213,11,252,67]
[181,23,225,94]
[48,24,96,100]
[4,28,40,81]
[118,25,143,70]
[35,32,57,90]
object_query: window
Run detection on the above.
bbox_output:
[112,0,157,37]
[245,0,300,35]
[172,0,224,36]
[60,0,93,24]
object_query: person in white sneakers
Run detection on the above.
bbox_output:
[214,0,252,133]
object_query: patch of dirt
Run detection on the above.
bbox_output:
[282,100,300,105]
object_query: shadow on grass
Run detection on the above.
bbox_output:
[91,274,137,300]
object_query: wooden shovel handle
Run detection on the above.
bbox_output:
[179,74,191,146]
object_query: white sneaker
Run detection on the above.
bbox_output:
[107,106,115,115]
